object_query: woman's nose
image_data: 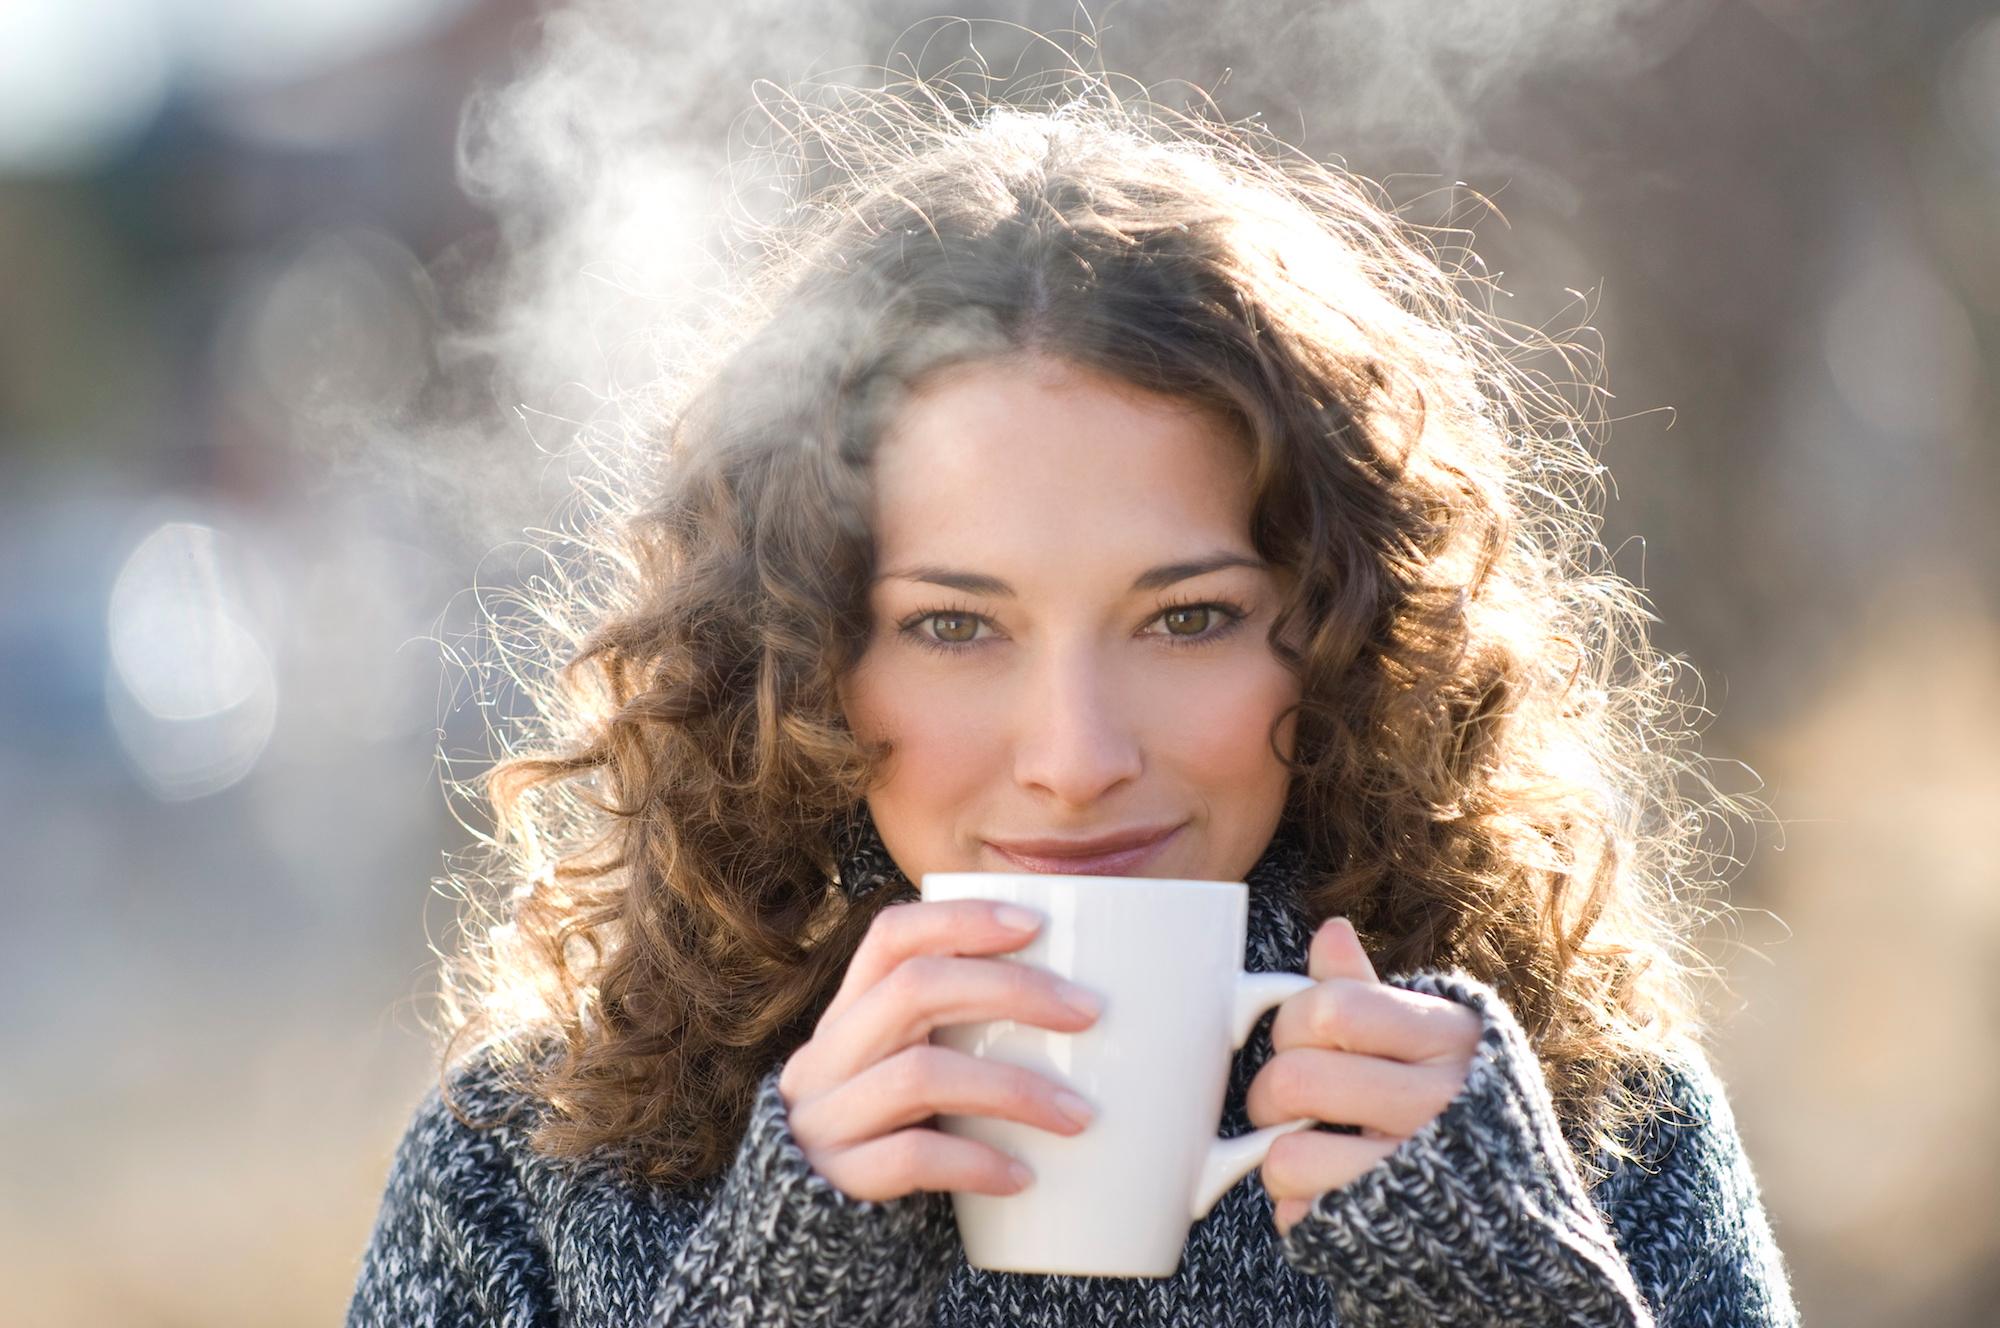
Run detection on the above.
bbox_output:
[1010,650,1144,807]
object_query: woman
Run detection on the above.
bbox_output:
[347,69,1798,1328]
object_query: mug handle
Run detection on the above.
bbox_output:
[1188,971,1319,1220]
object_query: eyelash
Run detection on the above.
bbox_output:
[894,596,1250,656]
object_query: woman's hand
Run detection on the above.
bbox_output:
[1247,917,1483,1236]
[777,900,1103,1203]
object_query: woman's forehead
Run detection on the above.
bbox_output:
[867,354,1257,562]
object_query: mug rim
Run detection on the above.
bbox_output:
[920,871,1249,894]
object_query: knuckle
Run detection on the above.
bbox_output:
[859,900,915,954]
[966,959,1029,1016]
[882,1130,931,1185]
[999,1068,1044,1116]
[888,954,939,1003]
[1262,1132,1304,1187]
[809,1151,849,1193]
[777,1050,810,1102]
[1246,1064,1277,1120]
[884,1043,937,1099]
[1310,983,1345,1045]
[1424,1064,1466,1112]
[813,1142,881,1197]
[992,958,1037,998]
[1268,1053,1314,1111]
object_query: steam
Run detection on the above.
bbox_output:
[1228,0,1722,209]
[424,0,878,556]
[379,0,1722,558]
[448,2,863,415]
[437,0,1715,430]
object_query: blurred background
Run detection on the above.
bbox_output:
[4,0,1995,1322]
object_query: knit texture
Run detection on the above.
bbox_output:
[347,830,1798,1326]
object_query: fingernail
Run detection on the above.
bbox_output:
[1053,1089,1095,1127]
[1008,1159,1035,1189]
[1055,979,1102,1017]
[994,904,1042,932]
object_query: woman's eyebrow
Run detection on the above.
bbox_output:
[876,552,1265,596]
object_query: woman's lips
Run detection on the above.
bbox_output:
[983,824,1183,875]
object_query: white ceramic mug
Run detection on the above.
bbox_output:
[918,870,1318,1277]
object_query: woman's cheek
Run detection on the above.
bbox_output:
[851,657,1007,787]
[1146,653,1298,779]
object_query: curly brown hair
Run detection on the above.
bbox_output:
[429,61,1762,1192]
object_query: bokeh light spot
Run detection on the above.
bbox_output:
[104,521,279,799]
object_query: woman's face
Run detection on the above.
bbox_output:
[838,352,1302,885]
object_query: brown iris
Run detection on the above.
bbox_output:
[930,613,979,643]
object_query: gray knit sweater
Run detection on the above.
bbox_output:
[347,833,1798,1326]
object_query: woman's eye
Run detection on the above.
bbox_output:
[901,601,1242,652]
[1146,601,1247,645]
[926,612,982,644]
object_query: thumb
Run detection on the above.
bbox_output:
[1308,916,1380,984]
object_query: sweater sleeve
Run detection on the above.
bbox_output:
[1588,1036,1800,1326]
[346,1055,960,1328]
[648,1059,960,1326]
[1276,971,1796,1327]
[344,1075,560,1328]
